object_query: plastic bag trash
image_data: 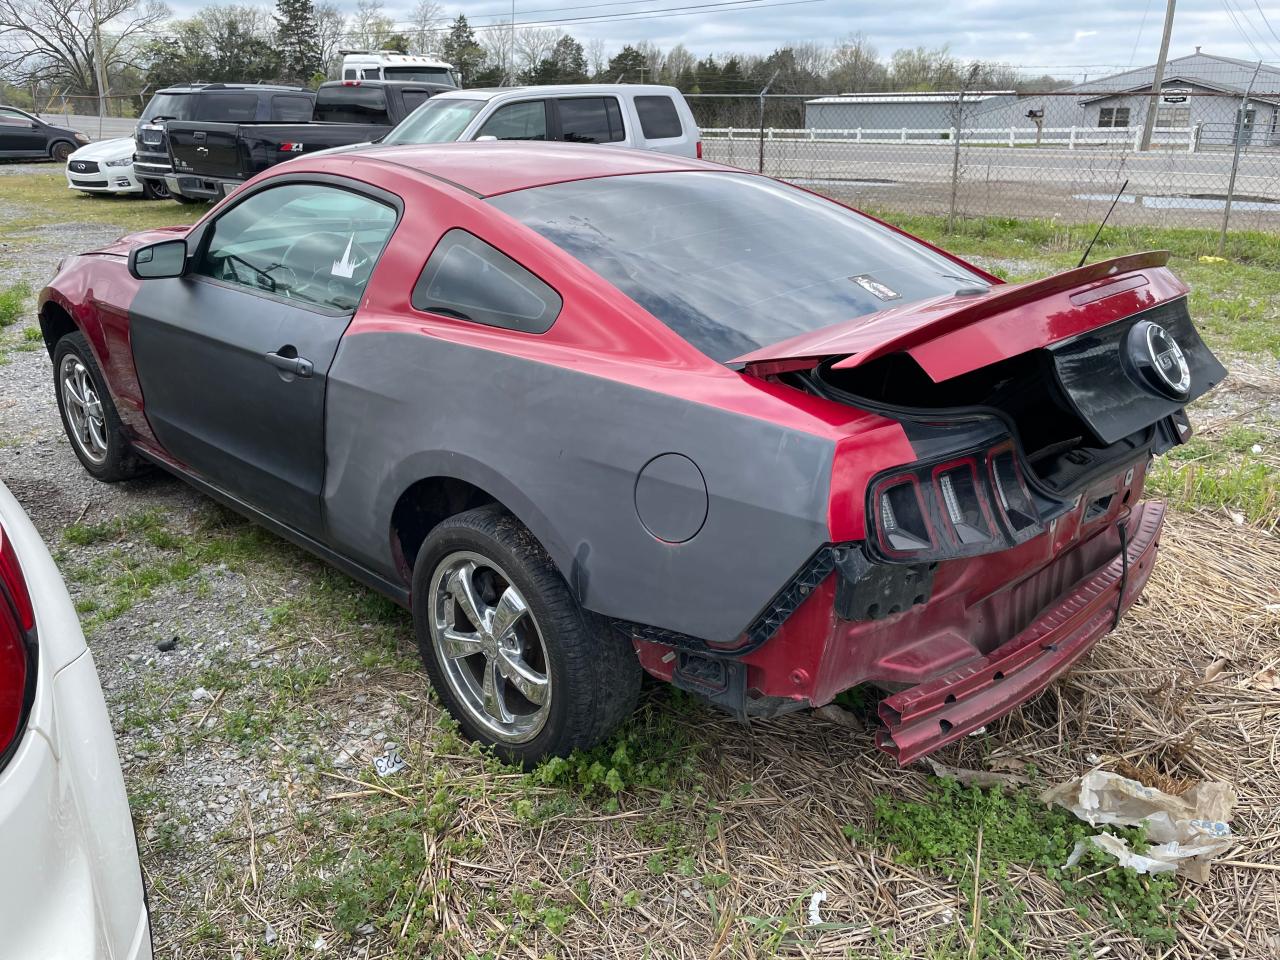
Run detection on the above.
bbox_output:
[373,745,407,778]
[807,890,827,926]
[1043,769,1236,881]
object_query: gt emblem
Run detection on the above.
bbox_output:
[1125,319,1191,399]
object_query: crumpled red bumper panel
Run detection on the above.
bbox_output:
[876,500,1165,764]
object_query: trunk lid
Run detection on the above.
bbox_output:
[732,252,1182,381]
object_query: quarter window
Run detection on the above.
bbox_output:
[272,95,314,122]
[1098,107,1131,128]
[194,182,397,312]
[401,89,433,113]
[557,97,625,144]
[478,100,548,141]
[635,96,682,139]
[412,230,561,333]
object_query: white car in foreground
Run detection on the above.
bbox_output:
[66,137,167,199]
[0,480,152,958]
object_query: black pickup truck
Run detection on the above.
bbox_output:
[164,80,449,201]
[134,83,315,202]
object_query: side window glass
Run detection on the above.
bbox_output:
[195,182,397,312]
[198,93,259,121]
[635,96,682,139]
[272,95,313,122]
[478,100,547,141]
[412,230,561,333]
[558,97,624,144]
[0,108,25,125]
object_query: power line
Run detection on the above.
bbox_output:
[1221,0,1271,61]
[1251,0,1280,51]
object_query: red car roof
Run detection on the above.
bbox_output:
[343,141,715,197]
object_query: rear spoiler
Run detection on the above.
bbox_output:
[734,252,1187,383]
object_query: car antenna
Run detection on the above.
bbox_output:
[1077,178,1129,269]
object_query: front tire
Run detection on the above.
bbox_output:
[50,141,75,162]
[52,332,148,482]
[412,505,641,766]
[141,179,171,200]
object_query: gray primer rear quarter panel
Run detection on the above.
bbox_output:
[323,332,835,643]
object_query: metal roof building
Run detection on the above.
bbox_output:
[804,91,1017,134]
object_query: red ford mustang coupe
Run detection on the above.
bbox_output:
[38,143,1223,765]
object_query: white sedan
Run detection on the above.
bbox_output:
[0,480,152,958]
[66,137,168,199]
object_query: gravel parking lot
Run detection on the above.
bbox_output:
[1,174,1278,959]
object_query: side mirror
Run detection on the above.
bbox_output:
[475,135,498,142]
[129,238,188,279]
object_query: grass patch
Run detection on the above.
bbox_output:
[872,777,1196,951]
[0,171,203,247]
[0,281,32,327]
[1147,428,1278,528]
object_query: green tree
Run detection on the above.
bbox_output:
[604,44,644,82]
[145,6,281,89]
[274,0,321,82]
[440,15,484,84]
[521,33,587,84]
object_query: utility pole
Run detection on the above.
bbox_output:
[757,70,779,174]
[1139,0,1176,151]
[1218,60,1263,256]
[507,0,515,86]
[91,0,109,135]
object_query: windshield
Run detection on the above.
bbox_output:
[141,93,196,122]
[489,172,988,363]
[382,66,456,85]
[384,98,485,144]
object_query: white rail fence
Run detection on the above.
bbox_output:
[702,125,1203,152]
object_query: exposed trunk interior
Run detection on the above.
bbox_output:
[789,349,1156,496]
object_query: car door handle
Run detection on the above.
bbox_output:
[265,351,313,378]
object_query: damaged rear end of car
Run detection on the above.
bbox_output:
[643,252,1224,764]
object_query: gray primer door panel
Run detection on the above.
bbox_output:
[322,333,835,643]
[131,278,351,537]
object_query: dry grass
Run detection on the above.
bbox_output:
[142,510,1280,960]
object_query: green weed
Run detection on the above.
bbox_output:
[0,282,31,327]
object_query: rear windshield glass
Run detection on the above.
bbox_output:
[384,98,485,144]
[490,172,987,363]
[314,86,390,124]
[383,66,455,85]
[141,93,197,122]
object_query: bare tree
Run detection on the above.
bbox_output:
[584,36,607,78]
[0,0,169,94]
[481,28,513,82]
[829,33,884,93]
[663,42,694,83]
[634,40,663,83]
[513,27,557,77]
[790,40,830,80]
[407,0,442,56]
[349,0,395,51]
[314,0,346,76]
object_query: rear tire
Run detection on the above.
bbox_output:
[412,505,641,767]
[52,332,149,482]
[50,141,74,162]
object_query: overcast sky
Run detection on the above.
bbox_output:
[174,0,1280,78]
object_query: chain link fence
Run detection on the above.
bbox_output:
[689,72,1280,236]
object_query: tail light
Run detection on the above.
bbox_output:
[0,522,35,771]
[695,140,703,159]
[868,440,1064,562]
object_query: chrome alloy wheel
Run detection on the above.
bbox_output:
[429,551,551,743]
[60,353,108,464]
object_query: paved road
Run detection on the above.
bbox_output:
[39,113,138,141]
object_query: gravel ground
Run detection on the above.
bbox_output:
[2,190,1277,959]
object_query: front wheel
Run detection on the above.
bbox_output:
[51,141,74,162]
[412,505,641,766]
[52,332,149,482]
[141,178,170,200]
